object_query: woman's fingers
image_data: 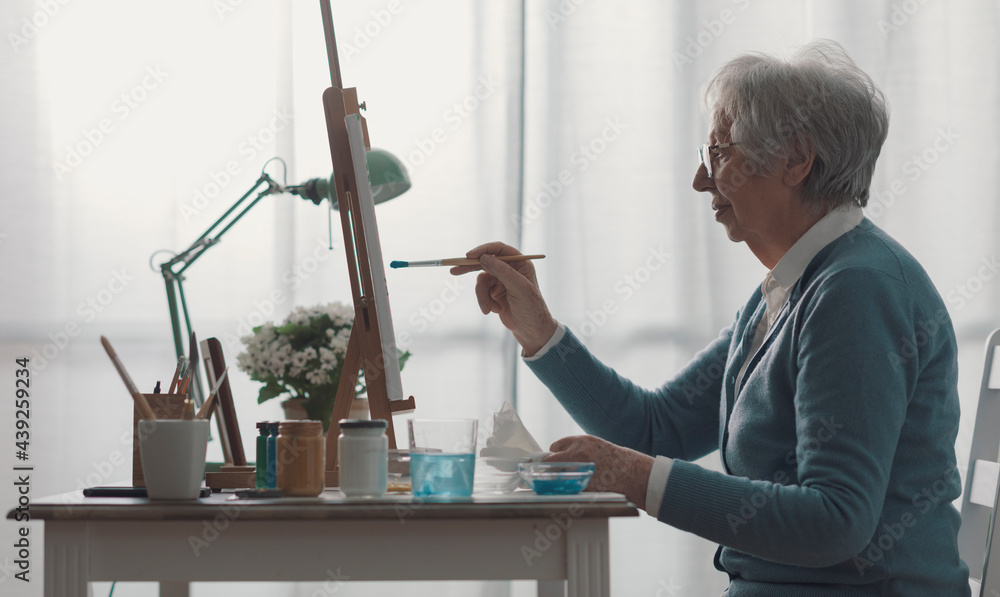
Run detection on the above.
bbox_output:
[466,242,522,259]
[450,242,530,276]
[475,272,501,315]
[478,254,533,292]
[451,242,555,353]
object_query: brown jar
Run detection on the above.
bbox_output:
[276,420,326,497]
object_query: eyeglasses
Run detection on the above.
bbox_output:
[697,142,738,179]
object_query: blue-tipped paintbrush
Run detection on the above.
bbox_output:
[390,254,545,269]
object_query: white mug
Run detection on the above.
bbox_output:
[138,419,209,500]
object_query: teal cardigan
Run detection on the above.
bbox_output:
[526,219,970,596]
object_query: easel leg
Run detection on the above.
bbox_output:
[325,325,364,477]
[45,522,92,597]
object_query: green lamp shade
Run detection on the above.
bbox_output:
[366,148,412,204]
[312,148,411,209]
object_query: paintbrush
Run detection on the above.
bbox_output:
[390,254,545,268]
[167,356,185,394]
[100,335,157,421]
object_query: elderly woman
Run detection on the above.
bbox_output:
[452,41,969,595]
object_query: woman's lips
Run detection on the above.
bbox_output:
[713,205,730,220]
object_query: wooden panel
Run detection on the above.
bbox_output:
[204,338,246,465]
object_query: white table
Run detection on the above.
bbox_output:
[14,490,638,597]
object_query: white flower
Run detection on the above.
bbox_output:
[235,301,388,406]
[288,308,309,326]
[267,344,292,378]
[319,347,339,370]
[325,302,353,320]
[305,369,328,385]
[329,327,351,353]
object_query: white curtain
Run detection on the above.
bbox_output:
[0,1,996,595]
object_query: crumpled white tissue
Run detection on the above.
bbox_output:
[480,401,551,461]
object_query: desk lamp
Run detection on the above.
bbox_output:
[291,148,410,207]
[156,151,411,407]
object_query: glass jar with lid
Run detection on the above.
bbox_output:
[338,419,388,497]
[276,420,326,497]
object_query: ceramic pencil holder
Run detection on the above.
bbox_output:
[131,393,192,487]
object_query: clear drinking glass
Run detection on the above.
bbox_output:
[407,418,478,498]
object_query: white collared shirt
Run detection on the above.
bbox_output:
[733,205,865,392]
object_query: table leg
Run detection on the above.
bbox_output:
[44,522,92,597]
[160,582,190,597]
[538,580,567,597]
[566,519,610,597]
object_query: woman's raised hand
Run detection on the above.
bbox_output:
[450,242,558,356]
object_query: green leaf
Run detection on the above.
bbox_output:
[397,349,412,370]
[257,380,287,404]
[302,386,338,433]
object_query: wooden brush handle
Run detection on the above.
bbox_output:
[101,335,157,421]
[442,254,545,267]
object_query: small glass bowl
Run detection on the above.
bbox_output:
[518,462,595,495]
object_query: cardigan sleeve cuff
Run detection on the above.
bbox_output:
[656,459,747,540]
[644,456,674,516]
[523,322,566,361]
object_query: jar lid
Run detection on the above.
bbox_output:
[339,418,388,429]
[278,420,323,436]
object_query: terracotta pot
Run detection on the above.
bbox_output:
[280,397,308,420]
[280,396,369,423]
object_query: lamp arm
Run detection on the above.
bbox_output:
[162,267,186,360]
[163,173,279,274]
[158,170,284,406]
[181,176,283,274]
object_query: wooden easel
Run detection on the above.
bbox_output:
[319,1,415,487]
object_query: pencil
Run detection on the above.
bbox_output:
[167,356,185,394]
[180,371,193,395]
[100,336,157,421]
[390,254,545,269]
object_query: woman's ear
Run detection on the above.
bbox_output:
[783,138,815,188]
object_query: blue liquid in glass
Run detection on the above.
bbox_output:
[410,453,475,498]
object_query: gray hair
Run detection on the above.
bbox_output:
[702,40,889,209]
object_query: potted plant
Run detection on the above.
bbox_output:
[236,302,410,432]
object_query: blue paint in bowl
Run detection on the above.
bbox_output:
[518,462,595,495]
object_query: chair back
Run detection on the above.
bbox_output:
[959,329,1000,595]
